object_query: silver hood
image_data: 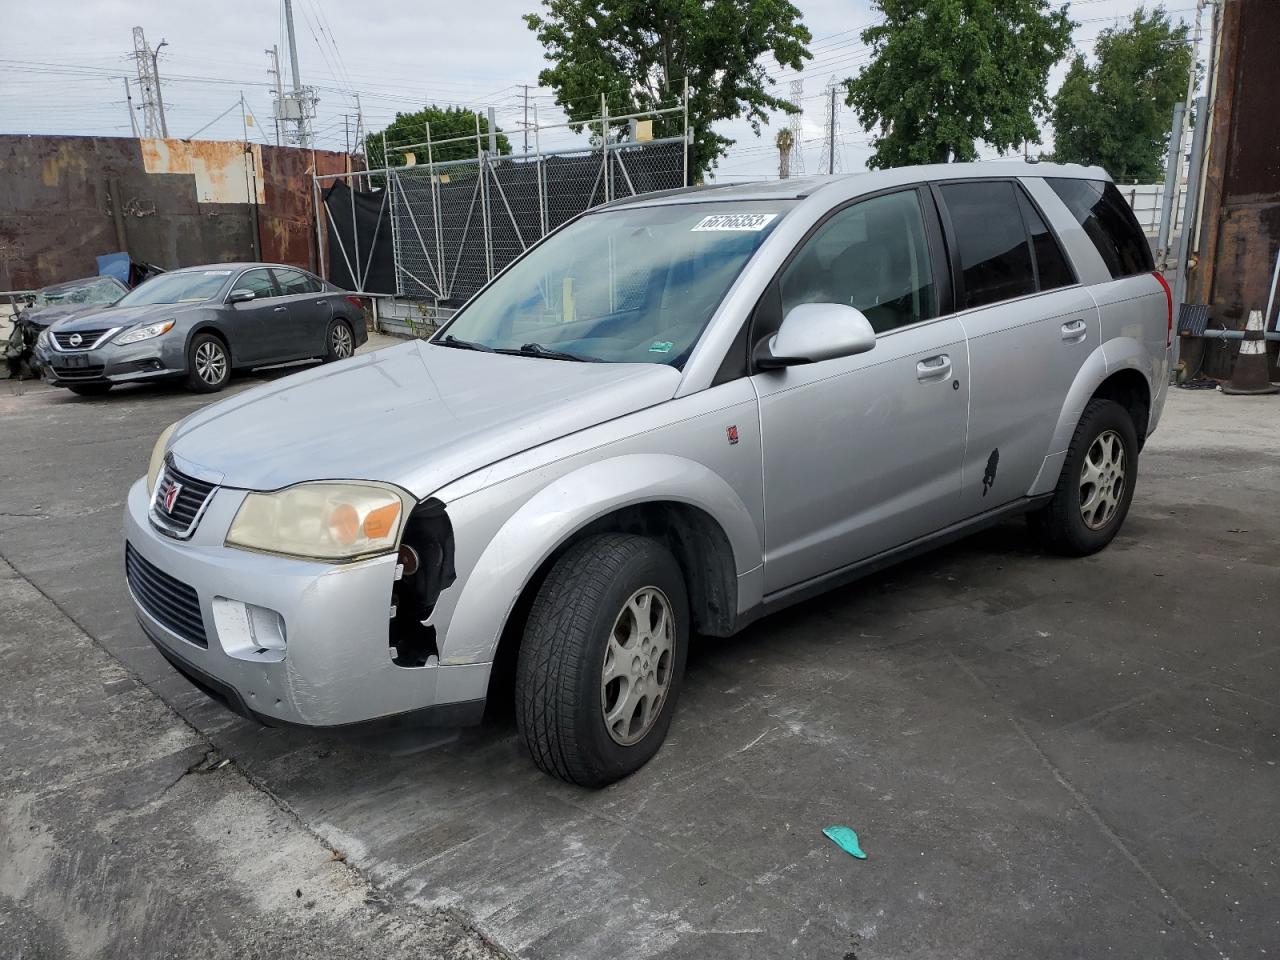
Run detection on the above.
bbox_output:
[169,340,682,497]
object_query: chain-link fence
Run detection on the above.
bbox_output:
[381,106,687,305]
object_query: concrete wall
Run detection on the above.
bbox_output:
[0,135,354,290]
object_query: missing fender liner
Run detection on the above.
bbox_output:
[389,498,455,668]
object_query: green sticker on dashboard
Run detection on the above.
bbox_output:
[649,341,674,354]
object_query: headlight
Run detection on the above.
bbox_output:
[116,319,175,345]
[147,422,178,494]
[36,329,50,349]
[225,482,413,562]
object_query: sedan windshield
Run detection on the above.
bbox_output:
[436,201,792,365]
[33,277,125,308]
[117,270,232,306]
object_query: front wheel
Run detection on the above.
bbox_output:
[186,333,230,392]
[1028,398,1138,556]
[515,533,689,787]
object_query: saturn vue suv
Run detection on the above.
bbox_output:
[124,163,1171,786]
[35,263,368,395]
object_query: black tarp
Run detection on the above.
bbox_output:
[323,180,395,293]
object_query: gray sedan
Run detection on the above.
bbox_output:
[33,263,368,396]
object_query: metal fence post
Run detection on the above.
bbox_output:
[387,165,402,296]
[477,113,493,281]
[1172,96,1209,374]
[601,93,611,204]
[534,104,547,237]
[682,76,689,187]
[1156,101,1185,270]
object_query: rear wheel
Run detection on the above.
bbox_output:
[1028,398,1138,556]
[324,319,354,362]
[67,383,111,397]
[515,533,689,787]
[186,333,230,392]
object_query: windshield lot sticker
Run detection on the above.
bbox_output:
[691,213,777,232]
[649,340,674,353]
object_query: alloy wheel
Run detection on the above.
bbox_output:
[195,340,227,385]
[331,324,353,359]
[601,586,675,746]
[1079,429,1126,530]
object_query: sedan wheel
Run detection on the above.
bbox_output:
[186,334,230,392]
[325,320,354,362]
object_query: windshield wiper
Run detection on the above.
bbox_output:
[436,334,495,352]
[505,342,597,362]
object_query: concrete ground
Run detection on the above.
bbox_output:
[1,348,1277,958]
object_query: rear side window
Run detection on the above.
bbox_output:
[939,181,1037,309]
[1016,190,1076,291]
[1045,178,1154,278]
[273,268,321,294]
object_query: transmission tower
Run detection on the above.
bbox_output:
[130,27,168,138]
[823,76,843,174]
[787,79,806,175]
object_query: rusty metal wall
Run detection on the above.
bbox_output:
[1188,0,1280,378]
[0,135,355,290]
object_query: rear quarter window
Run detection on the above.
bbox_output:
[1045,178,1154,278]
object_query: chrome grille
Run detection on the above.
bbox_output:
[150,464,218,539]
[125,543,207,647]
[53,328,111,350]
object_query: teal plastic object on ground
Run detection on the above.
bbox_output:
[823,825,867,859]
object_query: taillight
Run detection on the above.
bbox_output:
[345,295,365,311]
[1153,271,1173,348]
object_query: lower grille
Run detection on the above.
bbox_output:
[52,362,106,380]
[125,542,207,647]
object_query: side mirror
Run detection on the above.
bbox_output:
[754,302,877,369]
[227,288,256,304]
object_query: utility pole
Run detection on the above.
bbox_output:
[824,79,841,175]
[151,39,169,138]
[266,46,283,145]
[123,77,140,138]
[280,0,314,147]
[522,84,529,154]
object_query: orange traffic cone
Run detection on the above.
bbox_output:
[1221,309,1278,395]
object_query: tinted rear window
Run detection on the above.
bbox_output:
[939,181,1037,309]
[1016,189,1076,291]
[1046,178,1153,278]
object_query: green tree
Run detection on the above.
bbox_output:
[524,0,812,181]
[1051,6,1191,182]
[844,0,1074,168]
[366,105,511,169]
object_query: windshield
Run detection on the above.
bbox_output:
[117,270,232,306]
[33,277,124,308]
[436,201,791,365]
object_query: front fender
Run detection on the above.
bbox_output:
[436,453,763,665]
[1029,337,1153,496]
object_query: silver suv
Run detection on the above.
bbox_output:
[124,163,1171,786]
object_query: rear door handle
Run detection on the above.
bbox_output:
[1061,318,1087,341]
[916,354,951,381]
[273,306,288,313]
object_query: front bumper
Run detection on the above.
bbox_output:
[123,478,489,728]
[35,338,183,387]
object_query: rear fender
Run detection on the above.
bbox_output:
[1028,337,1152,496]
[436,453,763,665]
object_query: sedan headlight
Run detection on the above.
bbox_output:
[147,422,178,494]
[36,328,50,349]
[116,319,175,345]
[226,482,413,562]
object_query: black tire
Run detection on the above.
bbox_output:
[516,533,689,787]
[67,383,112,397]
[185,333,230,392]
[323,318,355,363]
[1028,398,1138,556]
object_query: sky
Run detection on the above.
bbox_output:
[0,0,1206,179]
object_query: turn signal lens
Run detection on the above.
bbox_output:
[226,482,412,562]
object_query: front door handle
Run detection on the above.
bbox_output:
[273,306,288,313]
[916,354,952,381]
[1061,318,1088,341]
